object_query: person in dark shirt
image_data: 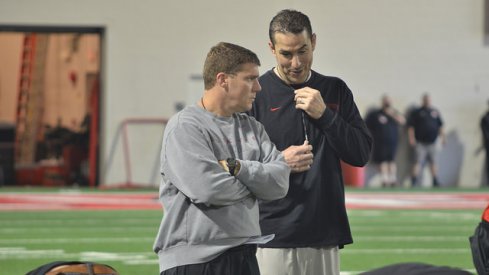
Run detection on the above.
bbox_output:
[249,9,372,275]
[365,95,405,187]
[481,100,489,186]
[407,94,445,187]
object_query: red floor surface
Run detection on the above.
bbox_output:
[0,192,160,211]
[0,191,487,211]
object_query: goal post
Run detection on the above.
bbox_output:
[102,117,168,189]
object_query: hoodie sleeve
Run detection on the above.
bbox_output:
[235,121,290,201]
[161,120,251,207]
[312,80,373,167]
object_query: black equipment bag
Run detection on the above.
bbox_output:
[469,204,489,275]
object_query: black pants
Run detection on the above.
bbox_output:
[160,245,260,275]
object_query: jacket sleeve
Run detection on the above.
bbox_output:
[161,121,251,207]
[312,81,373,167]
[235,122,290,201]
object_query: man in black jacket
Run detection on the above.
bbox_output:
[407,94,445,187]
[249,9,372,275]
[365,95,405,187]
[481,100,489,186]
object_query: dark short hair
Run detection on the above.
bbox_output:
[202,42,260,90]
[269,9,313,45]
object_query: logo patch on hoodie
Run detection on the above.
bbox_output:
[326,103,339,111]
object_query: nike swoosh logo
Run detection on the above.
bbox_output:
[270,107,281,112]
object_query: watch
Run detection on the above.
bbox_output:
[226,158,239,176]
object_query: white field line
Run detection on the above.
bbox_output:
[1,218,158,226]
[351,220,476,225]
[0,226,155,233]
[0,237,154,244]
[0,236,467,245]
[0,247,157,265]
[1,224,472,233]
[399,211,481,219]
[348,210,480,218]
[0,247,76,259]
[0,247,475,273]
[6,216,471,226]
[0,247,473,268]
[351,225,473,231]
[354,236,467,241]
[341,248,469,254]
[339,269,477,275]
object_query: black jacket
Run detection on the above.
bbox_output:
[407,106,443,144]
[481,111,489,148]
[250,69,372,248]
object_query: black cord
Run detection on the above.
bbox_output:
[301,111,309,142]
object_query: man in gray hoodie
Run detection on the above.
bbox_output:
[153,42,290,275]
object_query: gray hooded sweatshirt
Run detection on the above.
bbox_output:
[153,105,290,272]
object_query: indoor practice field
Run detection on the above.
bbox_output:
[0,188,486,275]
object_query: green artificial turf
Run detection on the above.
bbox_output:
[0,187,483,274]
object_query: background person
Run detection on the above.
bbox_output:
[481,99,489,186]
[407,93,445,187]
[365,95,405,187]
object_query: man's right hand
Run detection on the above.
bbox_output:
[282,140,314,173]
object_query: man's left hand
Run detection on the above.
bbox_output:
[294,87,326,119]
